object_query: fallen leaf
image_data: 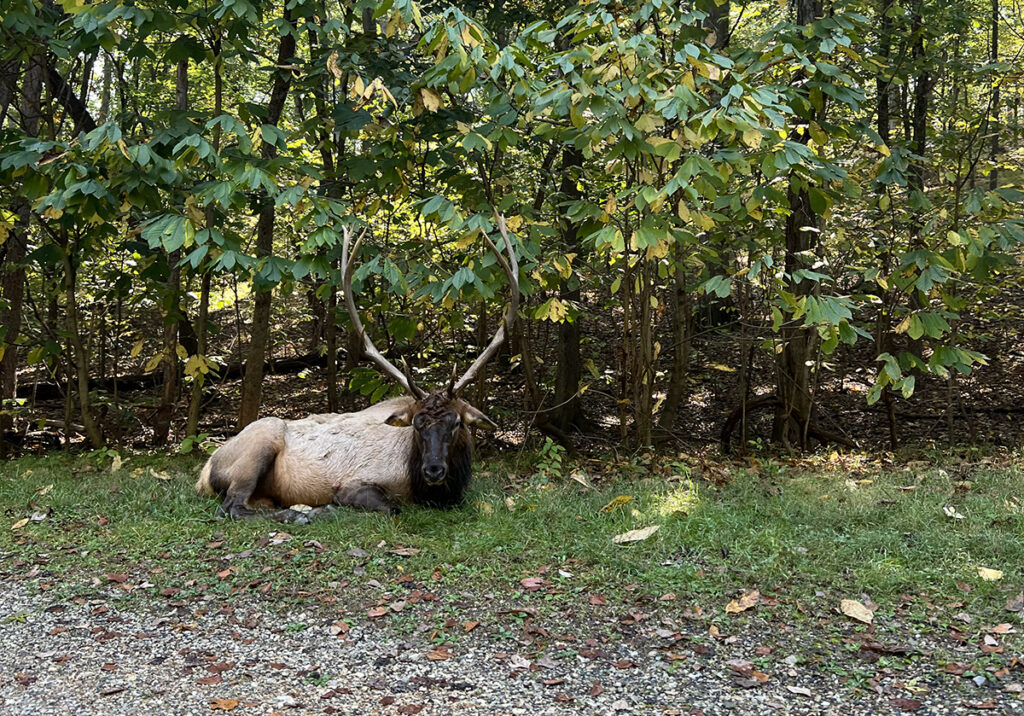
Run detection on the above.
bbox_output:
[426,646,453,661]
[588,594,607,606]
[890,697,922,711]
[612,525,660,544]
[600,495,633,513]
[840,599,874,624]
[1006,593,1023,613]
[966,701,998,710]
[943,505,965,519]
[34,484,54,496]
[520,577,546,591]
[986,623,1016,634]
[207,662,234,673]
[196,675,222,685]
[570,472,592,488]
[590,683,605,697]
[726,589,760,614]
[786,685,812,696]
[397,705,424,715]
[463,621,479,632]
[388,546,420,557]
[106,573,129,583]
[977,567,1003,581]
[11,518,29,530]
[366,607,388,618]
[210,699,240,711]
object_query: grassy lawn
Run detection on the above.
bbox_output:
[1,447,1022,634]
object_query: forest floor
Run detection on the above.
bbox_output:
[0,451,1022,714]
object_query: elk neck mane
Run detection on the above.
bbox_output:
[406,394,472,508]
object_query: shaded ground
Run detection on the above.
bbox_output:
[1,452,1022,714]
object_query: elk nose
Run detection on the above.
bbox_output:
[423,464,447,484]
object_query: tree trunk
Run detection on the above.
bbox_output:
[60,242,103,448]
[237,4,297,429]
[657,245,692,435]
[186,35,221,437]
[0,54,43,445]
[152,57,188,446]
[548,147,586,433]
[988,0,999,190]
[773,0,823,449]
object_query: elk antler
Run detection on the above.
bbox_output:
[341,225,426,399]
[451,212,521,395]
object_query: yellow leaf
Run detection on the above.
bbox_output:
[840,599,874,624]
[604,193,617,216]
[420,87,442,113]
[876,144,891,157]
[130,340,144,359]
[12,518,29,530]
[327,51,343,79]
[600,495,634,513]
[978,567,1003,581]
[677,201,691,222]
[349,75,365,100]
[175,343,189,360]
[505,215,524,231]
[210,699,240,712]
[742,128,762,149]
[613,525,660,544]
[144,353,163,372]
[726,589,760,614]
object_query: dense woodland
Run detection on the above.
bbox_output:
[1,0,1022,456]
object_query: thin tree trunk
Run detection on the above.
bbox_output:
[657,245,692,435]
[186,35,221,437]
[237,4,297,428]
[0,54,43,446]
[988,0,999,190]
[773,0,823,449]
[60,241,103,447]
[549,147,586,433]
[152,57,189,445]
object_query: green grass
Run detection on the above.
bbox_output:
[1,449,1022,627]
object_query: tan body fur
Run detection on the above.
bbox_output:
[196,397,420,508]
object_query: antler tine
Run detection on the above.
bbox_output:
[452,212,521,395]
[341,224,425,399]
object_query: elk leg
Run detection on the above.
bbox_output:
[209,442,279,520]
[334,483,399,514]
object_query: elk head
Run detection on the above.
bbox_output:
[341,214,520,498]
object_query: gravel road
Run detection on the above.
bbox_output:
[1,583,1021,715]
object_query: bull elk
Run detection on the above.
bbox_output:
[196,216,520,520]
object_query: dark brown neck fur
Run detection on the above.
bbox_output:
[408,427,472,508]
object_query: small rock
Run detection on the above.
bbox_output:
[973,675,987,687]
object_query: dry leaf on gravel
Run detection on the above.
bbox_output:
[786,685,812,696]
[210,699,240,711]
[890,697,922,711]
[726,589,760,614]
[612,525,660,544]
[840,599,874,624]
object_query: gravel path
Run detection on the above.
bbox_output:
[1,584,1021,715]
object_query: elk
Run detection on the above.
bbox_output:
[195,216,520,520]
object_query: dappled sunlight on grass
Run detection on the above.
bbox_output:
[650,479,701,518]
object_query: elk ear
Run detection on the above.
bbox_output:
[385,404,416,427]
[461,404,498,431]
